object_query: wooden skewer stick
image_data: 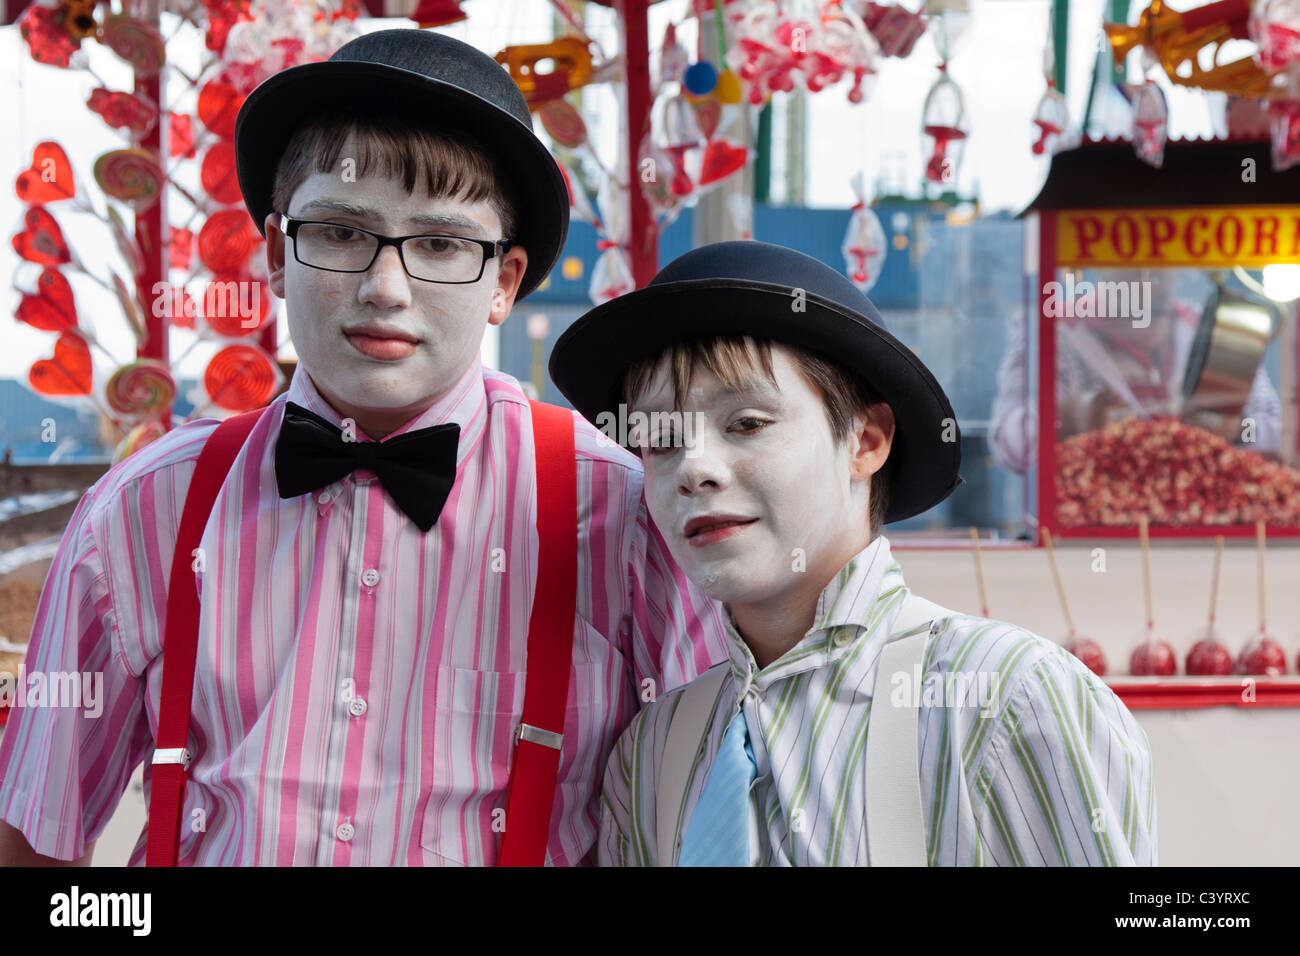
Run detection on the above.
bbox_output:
[969,527,989,618]
[1041,527,1075,638]
[1257,518,1267,635]
[1139,516,1153,632]
[1207,535,1223,628]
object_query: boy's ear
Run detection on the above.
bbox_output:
[849,401,895,482]
[488,245,529,327]
[265,213,287,299]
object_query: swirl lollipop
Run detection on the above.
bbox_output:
[202,344,278,412]
[200,275,273,337]
[93,148,164,211]
[113,420,167,463]
[98,14,166,76]
[538,99,587,150]
[199,142,243,205]
[1042,527,1107,675]
[1186,536,1233,676]
[198,210,261,274]
[106,359,176,420]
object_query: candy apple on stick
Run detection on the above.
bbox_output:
[1041,527,1107,676]
[1129,516,1177,676]
[1236,519,1289,675]
[1186,536,1234,676]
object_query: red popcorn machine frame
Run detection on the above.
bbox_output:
[1021,138,1300,542]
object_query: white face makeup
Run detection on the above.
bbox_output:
[265,138,527,436]
[635,344,879,613]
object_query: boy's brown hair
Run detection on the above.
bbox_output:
[623,337,896,539]
[270,110,519,240]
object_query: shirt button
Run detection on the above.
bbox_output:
[335,822,355,842]
[834,630,852,648]
[361,568,380,587]
[317,491,331,505]
[348,697,368,717]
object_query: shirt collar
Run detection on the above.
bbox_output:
[722,534,906,687]
[283,359,489,468]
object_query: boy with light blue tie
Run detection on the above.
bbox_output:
[550,241,1157,866]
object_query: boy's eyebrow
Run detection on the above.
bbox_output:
[294,200,487,236]
[631,377,779,414]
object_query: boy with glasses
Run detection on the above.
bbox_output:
[0,29,727,867]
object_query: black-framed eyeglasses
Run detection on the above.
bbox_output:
[279,215,512,284]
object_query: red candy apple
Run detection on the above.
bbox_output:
[1186,638,1234,676]
[1236,635,1288,676]
[1067,637,1108,676]
[1130,633,1177,676]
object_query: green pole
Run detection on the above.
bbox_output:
[1081,0,1130,137]
[754,103,771,203]
[1110,0,1130,84]
[1053,0,1069,94]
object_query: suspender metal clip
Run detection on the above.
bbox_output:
[516,723,563,751]
[153,747,192,770]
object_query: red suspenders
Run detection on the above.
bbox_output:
[145,399,577,866]
[496,401,577,865]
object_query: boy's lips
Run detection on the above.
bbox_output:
[343,325,420,361]
[683,514,758,547]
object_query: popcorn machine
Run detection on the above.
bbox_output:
[1020,138,1300,539]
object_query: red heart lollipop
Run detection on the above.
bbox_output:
[697,139,749,187]
[12,207,71,265]
[29,333,93,396]
[198,210,261,274]
[15,268,78,333]
[200,142,243,205]
[14,142,75,205]
[204,344,277,411]
[197,80,245,139]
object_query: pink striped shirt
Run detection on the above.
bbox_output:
[0,360,728,865]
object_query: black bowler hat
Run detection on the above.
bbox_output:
[234,28,568,300]
[549,241,963,523]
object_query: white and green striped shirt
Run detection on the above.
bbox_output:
[598,535,1157,866]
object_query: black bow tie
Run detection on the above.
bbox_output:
[274,402,460,533]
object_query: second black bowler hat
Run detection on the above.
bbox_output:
[549,241,963,524]
[234,28,568,300]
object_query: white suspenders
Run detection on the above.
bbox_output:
[654,591,948,866]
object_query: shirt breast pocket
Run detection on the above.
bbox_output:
[420,662,605,866]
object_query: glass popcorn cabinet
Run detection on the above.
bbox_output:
[1018,138,1300,541]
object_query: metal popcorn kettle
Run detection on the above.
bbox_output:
[1180,271,1278,443]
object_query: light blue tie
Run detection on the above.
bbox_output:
[678,707,757,866]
